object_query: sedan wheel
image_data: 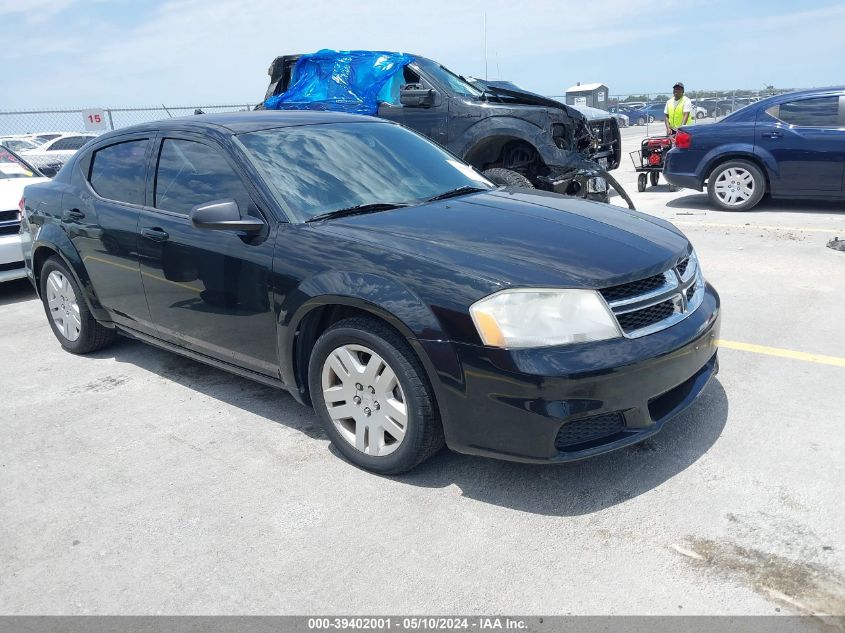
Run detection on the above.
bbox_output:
[321,344,407,457]
[39,256,115,354]
[707,160,766,211]
[309,317,444,473]
[714,168,754,206]
[45,270,81,342]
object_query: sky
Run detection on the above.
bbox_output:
[1,0,843,109]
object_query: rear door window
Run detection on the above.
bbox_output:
[154,138,252,216]
[766,97,840,127]
[88,139,150,206]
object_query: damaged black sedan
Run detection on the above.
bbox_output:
[22,111,719,474]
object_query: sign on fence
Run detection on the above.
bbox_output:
[82,109,109,132]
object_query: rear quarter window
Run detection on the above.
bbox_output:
[88,139,150,206]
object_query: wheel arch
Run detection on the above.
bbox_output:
[702,151,771,192]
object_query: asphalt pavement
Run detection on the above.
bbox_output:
[1,124,844,616]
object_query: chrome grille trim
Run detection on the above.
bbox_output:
[600,252,704,339]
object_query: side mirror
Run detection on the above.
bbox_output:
[190,199,264,233]
[400,84,436,107]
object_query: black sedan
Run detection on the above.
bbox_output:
[21,111,720,473]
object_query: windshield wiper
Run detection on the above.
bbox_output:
[426,186,489,202]
[306,202,410,223]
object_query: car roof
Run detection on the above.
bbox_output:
[101,110,383,138]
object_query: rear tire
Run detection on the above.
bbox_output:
[637,117,645,126]
[637,173,647,192]
[40,256,116,354]
[308,317,444,474]
[649,171,659,186]
[706,159,766,211]
[482,168,534,188]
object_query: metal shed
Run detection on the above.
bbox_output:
[564,83,609,110]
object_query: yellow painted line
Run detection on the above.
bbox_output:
[673,221,842,234]
[717,339,845,367]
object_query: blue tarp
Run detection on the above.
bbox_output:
[264,49,414,116]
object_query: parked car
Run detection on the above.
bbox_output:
[21,133,97,175]
[0,137,40,153]
[261,51,630,207]
[664,87,845,211]
[628,104,666,126]
[22,111,720,473]
[0,146,49,283]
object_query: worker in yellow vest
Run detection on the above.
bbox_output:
[664,82,695,135]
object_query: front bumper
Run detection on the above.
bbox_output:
[0,234,27,283]
[421,283,721,463]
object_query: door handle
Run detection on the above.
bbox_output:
[762,131,783,139]
[142,227,170,242]
[62,208,85,222]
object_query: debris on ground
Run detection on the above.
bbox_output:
[827,237,845,252]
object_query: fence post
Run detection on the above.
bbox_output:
[106,109,115,131]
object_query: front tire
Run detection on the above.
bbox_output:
[40,257,116,354]
[308,317,444,474]
[482,168,534,188]
[706,159,766,211]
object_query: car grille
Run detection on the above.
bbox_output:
[555,412,626,451]
[0,209,21,237]
[600,253,703,338]
[616,300,676,332]
[600,272,667,303]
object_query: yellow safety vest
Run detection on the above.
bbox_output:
[667,97,695,130]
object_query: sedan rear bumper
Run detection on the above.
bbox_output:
[421,283,721,463]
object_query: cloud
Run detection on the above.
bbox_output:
[2,0,844,106]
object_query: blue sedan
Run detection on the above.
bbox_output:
[664,87,845,211]
[627,104,666,126]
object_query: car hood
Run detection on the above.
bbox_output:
[316,189,690,289]
[0,177,50,210]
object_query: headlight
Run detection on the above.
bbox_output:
[469,289,622,348]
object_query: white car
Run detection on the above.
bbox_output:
[21,133,97,174]
[0,136,40,153]
[0,147,50,282]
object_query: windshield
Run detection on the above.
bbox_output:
[0,147,39,179]
[2,139,37,152]
[237,122,493,222]
[424,64,484,99]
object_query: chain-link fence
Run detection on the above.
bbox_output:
[0,104,255,174]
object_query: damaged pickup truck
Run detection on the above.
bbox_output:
[261,50,631,208]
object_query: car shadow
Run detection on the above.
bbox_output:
[94,335,728,518]
[666,193,845,215]
[395,379,728,516]
[90,336,326,441]
[0,278,37,306]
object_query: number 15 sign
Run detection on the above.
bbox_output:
[82,109,109,132]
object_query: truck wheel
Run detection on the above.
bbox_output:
[706,160,766,211]
[40,257,116,354]
[482,168,534,188]
[650,172,659,186]
[637,173,647,192]
[308,317,444,474]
